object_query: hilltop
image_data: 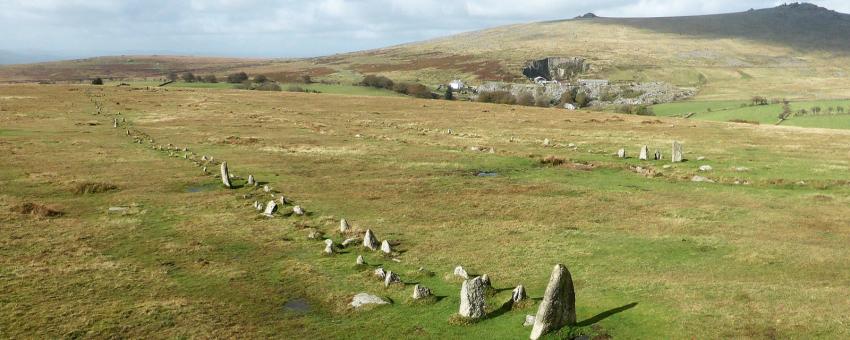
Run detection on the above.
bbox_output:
[1,3,849,100]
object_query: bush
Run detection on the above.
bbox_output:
[516,93,535,106]
[11,202,62,218]
[751,96,768,106]
[575,91,589,108]
[478,91,516,105]
[360,75,394,89]
[181,72,196,83]
[255,83,281,91]
[91,78,104,85]
[227,72,249,83]
[392,83,433,98]
[166,72,178,82]
[73,181,118,195]
[616,104,655,116]
[535,96,550,107]
[253,74,268,83]
[558,91,574,105]
[202,75,218,83]
[445,87,454,100]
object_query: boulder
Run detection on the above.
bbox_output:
[617,148,626,158]
[454,266,470,279]
[380,240,392,254]
[356,255,365,265]
[350,293,389,308]
[261,200,277,217]
[220,162,232,188]
[530,264,576,340]
[374,267,387,279]
[412,284,432,299]
[340,218,350,233]
[363,229,379,250]
[293,205,305,216]
[384,271,401,287]
[691,175,715,183]
[459,277,486,319]
[512,285,528,303]
[323,239,334,255]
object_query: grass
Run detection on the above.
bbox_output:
[654,99,850,129]
[1,84,849,338]
[281,83,404,97]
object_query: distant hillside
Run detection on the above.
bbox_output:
[1,3,849,100]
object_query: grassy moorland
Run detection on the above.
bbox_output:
[1,84,849,338]
[653,99,850,129]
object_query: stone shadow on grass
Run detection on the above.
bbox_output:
[575,302,638,327]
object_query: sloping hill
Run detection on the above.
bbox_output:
[2,3,849,100]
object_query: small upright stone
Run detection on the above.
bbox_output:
[453,266,469,279]
[380,240,392,254]
[639,145,649,160]
[543,138,552,147]
[292,205,305,216]
[340,218,350,233]
[261,200,277,217]
[220,162,232,188]
[363,229,379,250]
[356,255,365,265]
[512,285,528,303]
[412,284,432,299]
[323,239,334,255]
[480,274,492,287]
[263,184,271,193]
[458,277,486,319]
[617,148,626,158]
[530,264,577,340]
[255,202,264,211]
[247,175,255,186]
[342,237,361,247]
[384,271,401,287]
[654,150,662,160]
[374,267,387,279]
[672,141,684,163]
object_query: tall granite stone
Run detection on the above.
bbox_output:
[363,229,379,250]
[530,264,576,340]
[220,162,232,188]
[459,277,486,319]
[672,141,684,163]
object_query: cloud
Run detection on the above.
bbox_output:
[0,0,845,60]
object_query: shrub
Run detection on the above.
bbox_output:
[227,72,249,83]
[540,155,566,166]
[616,104,655,116]
[444,87,454,100]
[181,72,196,83]
[91,78,104,85]
[255,83,281,91]
[558,91,574,105]
[393,83,433,98]
[253,74,268,83]
[535,96,550,107]
[202,75,218,83]
[574,91,589,108]
[751,96,768,106]
[73,181,118,194]
[599,89,618,102]
[478,91,516,105]
[11,202,62,217]
[360,75,394,89]
[516,93,535,106]
[166,72,178,82]
[286,85,305,92]
[728,119,760,125]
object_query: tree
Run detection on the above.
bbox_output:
[444,87,454,100]
[838,106,845,114]
[827,106,835,114]
[253,74,268,83]
[575,91,589,108]
[203,74,218,83]
[91,77,104,85]
[360,75,394,89]
[558,90,574,106]
[166,72,178,82]
[181,72,196,83]
[779,100,792,120]
[751,96,768,106]
[812,106,822,114]
[227,72,249,83]
[301,75,313,84]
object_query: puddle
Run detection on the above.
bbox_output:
[476,172,499,177]
[283,298,311,313]
[185,183,218,193]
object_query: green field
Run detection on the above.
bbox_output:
[653,99,850,129]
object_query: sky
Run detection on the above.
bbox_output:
[0,0,848,62]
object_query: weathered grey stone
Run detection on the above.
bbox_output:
[107,206,129,214]
[697,156,706,161]
[672,141,684,163]
[512,285,528,303]
[363,229,379,250]
[543,138,552,147]
[654,150,662,160]
[459,277,486,319]
[699,165,713,172]
[617,148,626,158]
[256,202,264,211]
[384,271,401,287]
[350,293,389,308]
[342,237,360,247]
[412,284,432,299]
[247,175,255,186]
[639,145,649,160]
[323,239,335,255]
[307,230,324,240]
[220,162,232,188]
[480,274,492,287]
[261,200,277,217]
[263,184,271,193]
[356,255,365,265]
[340,218,350,233]
[524,315,536,327]
[292,205,305,216]
[279,196,288,205]
[530,264,576,340]
[380,240,392,254]
[691,175,714,183]
[374,267,387,279]
[454,266,469,279]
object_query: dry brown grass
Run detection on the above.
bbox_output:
[10,202,62,218]
[71,181,118,194]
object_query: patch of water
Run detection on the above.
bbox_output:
[185,183,218,193]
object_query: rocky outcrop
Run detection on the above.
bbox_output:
[523,57,589,81]
[476,81,693,107]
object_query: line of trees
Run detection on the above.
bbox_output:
[359,75,436,99]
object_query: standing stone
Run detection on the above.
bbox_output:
[262,200,277,217]
[480,274,492,287]
[263,185,271,193]
[363,229,379,250]
[672,141,684,163]
[220,162,232,188]
[356,255,365,265]
[654,150,662,160]
[384,271,401,287]
[459,277,486,319]
[255,202,264,211]
[374,267,386,279]
[530,264,576,340]
[512,285,528,303]
[279,196,288,205]
[617,148,626,158]
[453,266,469,279]
[543,138,552,147]
[126,129,130,136]
[202,166,207,174]
[340,218,350,233]
[380,240,392,254]
[412,284,432,299]
[323,239,334,255]
[292,205,305,216]
[247,175,255,186]
[112,118,118,128]
[639,145,649,160]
